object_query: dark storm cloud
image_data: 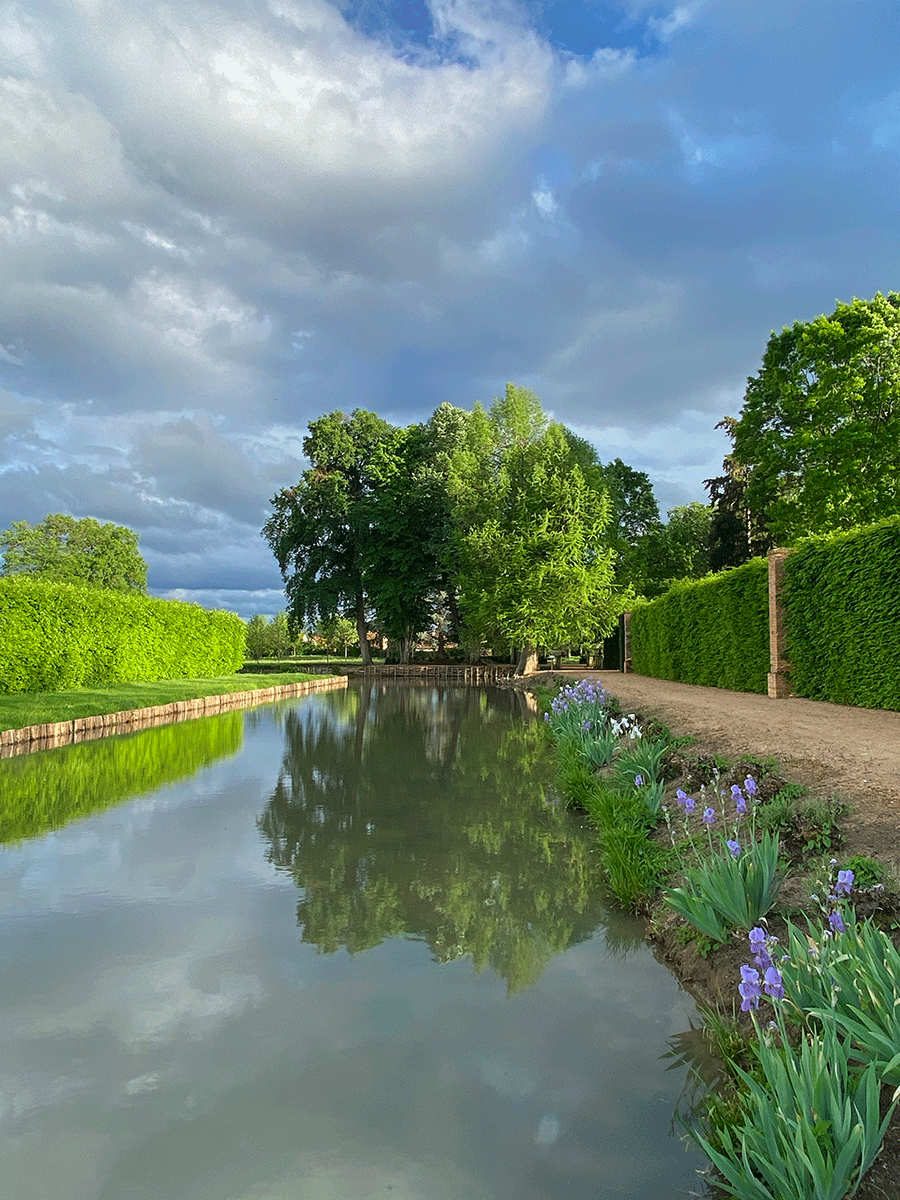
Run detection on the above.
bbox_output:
[0,0,897,611]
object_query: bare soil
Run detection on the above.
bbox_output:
[521,670,900,1200]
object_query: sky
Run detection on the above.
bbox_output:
[2,0,899,619]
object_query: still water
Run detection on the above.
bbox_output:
[0,685,710,1200]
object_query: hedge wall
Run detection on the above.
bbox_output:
[0,577,246,693]
[784,518,900,710]
[630,558,769,693]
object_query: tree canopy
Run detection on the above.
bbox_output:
[263,385,624,672]
[0,514,147,592]
[717,292,900,546]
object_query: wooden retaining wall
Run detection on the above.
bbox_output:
[0,675,348,758]
[348,664,518,684]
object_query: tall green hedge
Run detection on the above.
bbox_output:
[784,518,900,710]
[0,577,246,693]
[630,558,769,693]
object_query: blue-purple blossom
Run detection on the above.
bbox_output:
[726,839,742,858]
[748,926,774,971]
[763,966,785,1000]
[748,927,767,951]
[835,870,854,897]
[744,777,757,796]
[634,774,643,787]
[829,910,846,934]
[683,796,695,814]
[702,807,715,826]
[676,788,688,804]
[735,791,747,815]
[739,965,761,1011]
[731,784,743,800]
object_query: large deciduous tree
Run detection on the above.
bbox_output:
[723,292,900,544]
[263,410,395,666]
[450,385,619,674]
[0,513,147,592]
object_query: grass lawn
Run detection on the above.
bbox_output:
[0,672,331,732]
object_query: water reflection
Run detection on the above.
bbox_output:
[0,712,244,844]
[0,684,711,1200]
[258,684,611,993]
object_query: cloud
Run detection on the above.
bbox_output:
[0,0,897,613]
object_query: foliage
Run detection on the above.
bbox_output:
[0,576,245,693]
[724,292,900,545]
[362,421,451,659]
[0,713,244,843]
[664,829,785,942]
[263,409,396,665]
[784,517,900,710]
[691,1013,898,1200]
[315,615,357,656]
[780,911,900,1086]
[449,388,620,668]
[626,502,714,598]
[0,513,147,593]
[631,557,769,692]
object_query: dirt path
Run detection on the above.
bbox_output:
[538,669,900,865]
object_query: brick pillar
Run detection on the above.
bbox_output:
[621,610,633,674]
[767,548,792,698]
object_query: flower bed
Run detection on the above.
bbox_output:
[538,677,900,1200]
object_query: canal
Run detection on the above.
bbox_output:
[0,684,710,1199]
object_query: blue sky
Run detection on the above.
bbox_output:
[1,0,898,617]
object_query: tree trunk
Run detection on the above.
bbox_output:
[355,596,372,666]
[515,642,539,676]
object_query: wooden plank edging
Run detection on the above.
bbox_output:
[0,675,348,758]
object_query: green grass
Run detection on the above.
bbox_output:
[0,672,328,732]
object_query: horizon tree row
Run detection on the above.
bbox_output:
[263,385,658,673]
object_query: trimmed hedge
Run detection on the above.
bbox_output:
[0,577,246,693]
[631,558,769,693]
[784,518,900,710]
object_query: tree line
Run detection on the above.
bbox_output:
[262,384,719,671]
[264,292,900,669]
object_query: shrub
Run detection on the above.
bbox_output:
[784,517,900,710]
[631,558,769,693]
[0,576,246,693]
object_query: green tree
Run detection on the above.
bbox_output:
[725,292,900,544]
[0,514,147,592]
[628,502,713,597]
[263,410,396,666]
[269,610,292,659]
[362,422,450,662]
[245,613,271,662]
[450,385,619,673]
[316,615,357,657]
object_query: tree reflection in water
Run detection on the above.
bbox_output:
[257,684,627,993]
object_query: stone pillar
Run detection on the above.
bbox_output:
[767,548,792,698]
[621,611,633,674]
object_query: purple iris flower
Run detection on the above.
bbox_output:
[634,774,643,787]
[702,807,715,826]
[763,966,785,1001]
[676,788,688,805]
[731,784,743,800]
[749,926,773,970]
[739,965,761,1011]
[726,839,742,858]
[744,777,757,796]
[829,910,846,934]
[835,870,854,897]
[683,796,695,814]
